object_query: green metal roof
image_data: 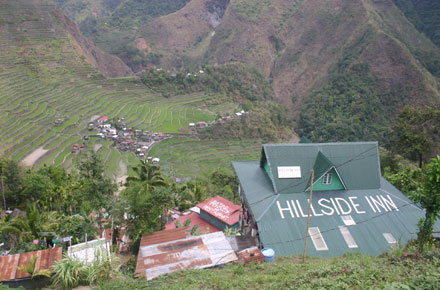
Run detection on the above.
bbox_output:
[232,142,440,257]
[260,142,381,193]
[299,136,311,143]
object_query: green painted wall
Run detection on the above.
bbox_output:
[264,160,272,180]
[200,210,240,230]
[313,168,345,191]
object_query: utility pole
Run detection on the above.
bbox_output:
[1,175,5,211]
[303,170,314,263]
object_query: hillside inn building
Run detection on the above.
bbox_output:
[233,142,440,257]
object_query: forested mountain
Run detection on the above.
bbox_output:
[393,0,440,47]
[49,0,440,143]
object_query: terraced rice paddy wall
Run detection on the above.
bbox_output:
[148,138,262,178]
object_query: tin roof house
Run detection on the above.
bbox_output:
[232,142,440,257]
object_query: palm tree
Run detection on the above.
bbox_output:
[125,159,167,191]
[0,203,58,253]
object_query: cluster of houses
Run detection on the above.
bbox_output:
[2,140,439,285]
[189,110,247,129]
[88,115,169,160]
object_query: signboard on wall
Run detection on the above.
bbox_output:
[277,166,301,178]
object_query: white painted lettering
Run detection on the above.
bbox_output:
[318,198,335,216]
[335,198,352,215]
[349,196,366,214]
[296,200,308,217]
[330,198,341,215]
[365,196,376,213]
[309,199,324,217]
[291,200,299,218]
[370,195,388,212]
[381,195,399,211]
[277,201,294,219]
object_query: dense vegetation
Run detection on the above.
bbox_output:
[299,63,388,143]
[141,63,292,140]
[141,63,275,101]
[394,0,440,47]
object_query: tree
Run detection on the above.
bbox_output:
[0,157,23,207]
[125,159,167,191]
[389,106,440,168]
[77,152,116,213]
[121,183,172,253]
[410,156,440,252]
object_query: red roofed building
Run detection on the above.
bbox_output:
[98,115,108,123]
[165,212,221,234]
[197,196,242,230]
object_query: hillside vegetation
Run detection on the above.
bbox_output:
[97,250,440,289]
[125,0,440,143]
[0,0,289,179]
[393,0,440,47]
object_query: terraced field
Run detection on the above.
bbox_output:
[148,138,262,178]
[0,1,217,175]
[0,1,260,180]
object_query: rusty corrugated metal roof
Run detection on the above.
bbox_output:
[0,247,62,282]
[136,231,237,280]
[226,236,258,252]
[140,227,188,247]
[237,247,265,265]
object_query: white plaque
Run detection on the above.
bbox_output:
[277,166,301,178]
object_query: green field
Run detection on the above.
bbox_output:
[148,138,262,178]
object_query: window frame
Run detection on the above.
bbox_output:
[322,172,332,185]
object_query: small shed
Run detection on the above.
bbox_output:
[0,247,62,288]
[165,211,221,234]
[197,196,242,230]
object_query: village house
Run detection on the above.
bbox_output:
[0,247,62,288]
[164,196,242,234]
[232,142,440,257]
[97,115,108,124]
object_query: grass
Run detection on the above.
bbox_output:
[95,251,440,289]
[148,138,262,178]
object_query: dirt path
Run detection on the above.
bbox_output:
[21,146,48,166]
[89,115,100,122]
[115,159,128,196]
[94,144,102,151]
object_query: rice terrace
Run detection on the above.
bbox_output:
[0,1,261,181]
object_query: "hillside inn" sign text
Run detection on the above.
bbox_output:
[276,194,399,219]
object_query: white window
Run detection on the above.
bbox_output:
[383,233,397,244]
[322,173,332,185]
[341,215,356,226]
[339,226,358,248]
[309,227,328,251]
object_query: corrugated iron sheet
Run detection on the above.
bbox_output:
[141,227,188,247]
[197,196,241,226]
[136,231,237,280]
[237,247,265,265]
[0,247,62,282]
[226,236,257,252]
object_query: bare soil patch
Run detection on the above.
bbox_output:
[21,146,48,166]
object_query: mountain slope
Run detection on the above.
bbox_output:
[0,0,132,77]
[136,0,440,142]
[393,0,440,47]
[0,0,290,173]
